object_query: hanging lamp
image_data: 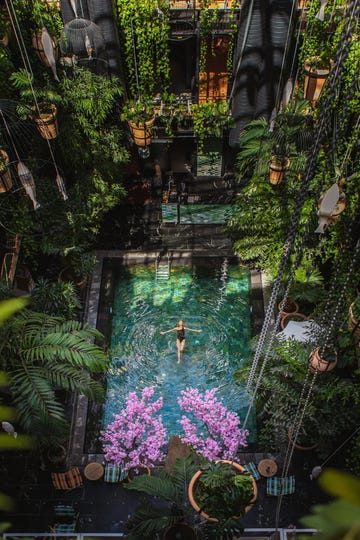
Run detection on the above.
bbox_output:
[32,26,59,82]
[17,161,40,210]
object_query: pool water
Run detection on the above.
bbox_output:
[103,262,256,441]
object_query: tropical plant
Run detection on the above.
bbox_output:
[177,387,248,460]
[351,297,360,322]
[235,97,313,179]
[101,386,167,471]
[124,455,199,540]
[191,100,234,151]
[115,0,170,97]
[301,469,360,540]
[0,310,108,438]
[30,278,81,319]
[235,338,360,458]
[9,68,61,117]
[193,460,254,522]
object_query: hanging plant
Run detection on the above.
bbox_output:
[199,3,219,73]
[191,100,233,152]
[116,0,170,97]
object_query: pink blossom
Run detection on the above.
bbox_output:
[101,386,167,471]
[177,387,248,460]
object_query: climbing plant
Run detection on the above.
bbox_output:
[115,0,170,97]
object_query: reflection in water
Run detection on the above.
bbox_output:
[103,264,255,440]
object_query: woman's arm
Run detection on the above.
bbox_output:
[185,327,202,333]
[160,327,178,335]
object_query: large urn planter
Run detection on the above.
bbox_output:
[349,302,360,337]
[280,311,308,330]
[309,346,337,374]
[269,156,290,185]
[278,300,299,318]
[33,103,58,140]
[128,117,155,147]
[304,61,331,102]
[0,149,12,192]
[188,460,257,523]
[288,429,317,451]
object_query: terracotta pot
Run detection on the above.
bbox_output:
[309,347,337,373]
[349,303,360,337]
[288,429,317,451]
[0,149,12,192]
[269,156,290,185]
[128,117,154,147]
[33,103,58,139]
[280,311,308,330]
[278,300,299,317]
[188,460,257,523]
[304,62,331,102]
[163,523,197,540]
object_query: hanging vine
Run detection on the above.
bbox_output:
[116,0,170,98]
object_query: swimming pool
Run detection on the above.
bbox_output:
[103,260,256,441]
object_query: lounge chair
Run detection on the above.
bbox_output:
[104,463,128,483]
[266,475,295,496]
[51,467,83,491]
[243,462,261,481]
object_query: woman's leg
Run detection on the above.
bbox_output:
[177,339,185,363]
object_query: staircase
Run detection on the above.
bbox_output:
[155,253,171,281]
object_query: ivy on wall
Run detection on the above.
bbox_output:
[115,0,170,98]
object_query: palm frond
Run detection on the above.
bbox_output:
[125,500,181,540]
[125,474,180,503]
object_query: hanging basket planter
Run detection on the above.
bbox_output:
[33,103,58,140]
[309,346,337,374]
[0,149,12,192]
[287,429,317,451]
[126,464,151,482]
[349,302,360,337]
[128,118,155,147]
[32,30,59,66]
[188,460,257,523]
[304,61,331,103]
[269,156,290,185]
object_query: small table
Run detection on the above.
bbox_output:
[258,458,278,478]
[84,462,104,481]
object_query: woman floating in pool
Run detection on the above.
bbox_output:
[160,320,202,363]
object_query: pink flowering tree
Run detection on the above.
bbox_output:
[177,387,248,461]
[101,386,167,471]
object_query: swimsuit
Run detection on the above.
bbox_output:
[177,328,185,342]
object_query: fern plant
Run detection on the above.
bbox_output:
[0,310,108,438]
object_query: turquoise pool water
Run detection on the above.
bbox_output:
[103,262,255,440]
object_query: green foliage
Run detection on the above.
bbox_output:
[0,310,108,437]
[301,469,360,540]
[196,461,254,521]
[120,98,155,124]
[235,339,360,458]
[124,455,199,539]
[116,0,170,97]
[30,278,81,319]
[191,100,234,152]
[351,297,360,322]
[10,68,61,106]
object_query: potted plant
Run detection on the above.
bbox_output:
[269,155,290,185]
[309,344,338,373]
[0,148,12,192]
[120,98,156,147]
[349,297,360,337]
[101,386,167,473]
[188,459,256,522]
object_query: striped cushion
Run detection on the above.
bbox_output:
[104,463,128,483]
[52,523,76,533]
[244,462,261,481]
[54,504,76,517]
[266,475,295,496]
[51,467,83,490]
